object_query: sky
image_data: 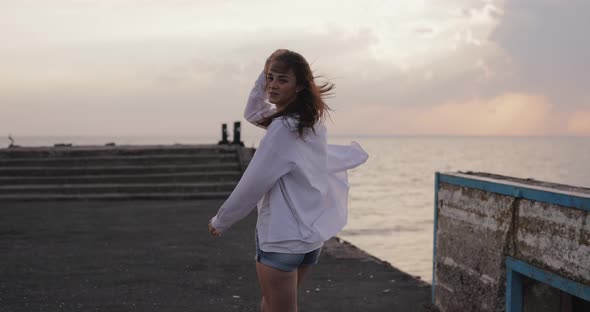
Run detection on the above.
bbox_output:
[1,0,589,138]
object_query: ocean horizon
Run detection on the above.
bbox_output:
[3,134,589,148]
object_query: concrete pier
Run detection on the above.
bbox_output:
[0,145,249,201]
[0,200,433,311]
[0,144,433,311]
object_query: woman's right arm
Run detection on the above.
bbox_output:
[243,71,276,129]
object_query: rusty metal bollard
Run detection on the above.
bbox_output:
[232,121,244,146]
[218,123,229,145]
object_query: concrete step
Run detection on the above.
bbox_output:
[0,163,241,177]
[0,192,231,201]
[0,144,250,201]
[0,182,237,195]
[0,171,242,185]
[0,144,240,159]
[0,154,237,167]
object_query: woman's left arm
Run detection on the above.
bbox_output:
[210,120,297,233]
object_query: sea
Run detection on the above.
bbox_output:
[3,135,590,283]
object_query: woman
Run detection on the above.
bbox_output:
[208,49,368,312]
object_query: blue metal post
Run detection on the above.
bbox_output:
[432,172,440,305]
[506,265,523,312]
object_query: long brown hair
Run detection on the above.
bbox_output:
[258,49,334,139]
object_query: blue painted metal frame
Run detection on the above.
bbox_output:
[506,260,524,312]
[432,172,590,305]
[431,172,440,304]
[438,173,590,212]
[505,256,590,311]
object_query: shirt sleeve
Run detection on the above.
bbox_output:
[243,71,277,129]
[210,119,298,232]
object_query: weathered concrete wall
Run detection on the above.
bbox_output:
[433,172,590,312]
[515,199,590,284]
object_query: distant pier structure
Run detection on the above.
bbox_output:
[218,121,244,146]
[432,172,590,311]
[0,122,253,201]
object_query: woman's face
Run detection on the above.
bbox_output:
[266,61,299,111]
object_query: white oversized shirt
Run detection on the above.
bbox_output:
[210,72,369,253]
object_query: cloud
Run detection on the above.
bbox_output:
[416,93,557,135]
[1,0,587,137]
[567,110,590,135]
[0,25,383,136]
[332,93,566,136]
[414,26,434,35]
[490,0,590,110]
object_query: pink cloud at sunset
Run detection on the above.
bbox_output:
[567,110,590,135]
[332,93,584,136]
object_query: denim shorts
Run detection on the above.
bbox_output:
[255,231,322,272]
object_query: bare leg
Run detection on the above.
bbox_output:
[256,264,270,312]
[296,265,313,288]
[256,262,298,312]
[259,296,269,312]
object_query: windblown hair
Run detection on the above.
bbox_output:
[258,49,334,139]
